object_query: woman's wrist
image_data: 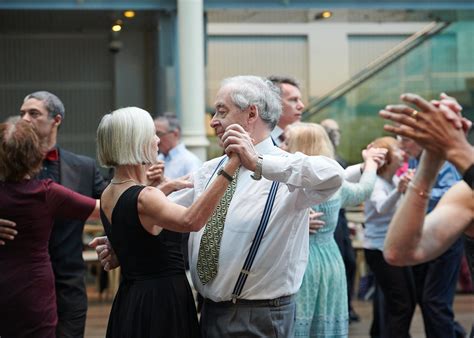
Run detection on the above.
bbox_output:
[418,151,444,178]
[363,159,378,172]
[446,143,474,174]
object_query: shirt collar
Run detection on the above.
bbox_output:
[45,147,59,161]
[254,136,278,155]
[271,126,283,139]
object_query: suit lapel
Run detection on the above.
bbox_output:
[59,149,80,190]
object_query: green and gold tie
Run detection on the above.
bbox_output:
[197,167,239,284]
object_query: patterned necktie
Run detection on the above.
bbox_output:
[197,166,240,284]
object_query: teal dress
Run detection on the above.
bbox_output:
[295,170,376,337]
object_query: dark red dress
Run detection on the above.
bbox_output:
[0,179,95,338]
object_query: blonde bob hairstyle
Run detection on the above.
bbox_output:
[97,107,158,168]
[285,122,335,158]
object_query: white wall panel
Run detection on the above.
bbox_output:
[206,35,308,109]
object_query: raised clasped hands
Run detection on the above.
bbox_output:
[222,124,259,172]
[379,92,471,158]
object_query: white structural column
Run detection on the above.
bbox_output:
[178,0,209,161]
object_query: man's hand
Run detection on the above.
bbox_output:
[379,93,468,157]
[146,161,165,187]
[430,93,472,134]
[0,219,17,245]
[89,236,120,271]
[222,124,259,172]
[309,210,325,234]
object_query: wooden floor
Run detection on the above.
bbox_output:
[85,287,473,338]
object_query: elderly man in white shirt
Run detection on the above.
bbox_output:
[91,75,344,338]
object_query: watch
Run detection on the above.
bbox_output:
[251,154,264,180]
[217,167,233,182]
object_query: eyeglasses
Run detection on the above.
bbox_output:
[156,130,174,137]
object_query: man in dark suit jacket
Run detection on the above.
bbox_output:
[1,91,107,337]
[321,119,360,323]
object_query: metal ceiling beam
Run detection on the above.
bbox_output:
[0,0,473,10]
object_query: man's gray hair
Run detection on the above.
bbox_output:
[221,75,282,130]
[23,91,65,120]
[154,112,181,133]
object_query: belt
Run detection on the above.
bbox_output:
[203,294,294,308]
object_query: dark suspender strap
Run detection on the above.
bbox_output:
[205,156,227,189]
[231,180,280,302]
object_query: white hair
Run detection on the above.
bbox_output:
[221,75,282,130]
[97,107,157,167]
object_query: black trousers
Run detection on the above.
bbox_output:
[413,237,464,338]
[55,275,88,338]
[365,249,416,338]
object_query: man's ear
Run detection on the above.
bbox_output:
[53,114,62,127]
[248,105,258,123]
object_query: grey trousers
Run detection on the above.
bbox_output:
[200,295,296,338]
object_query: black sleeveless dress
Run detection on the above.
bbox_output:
[100,185,200,338]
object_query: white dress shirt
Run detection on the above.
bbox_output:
[169,137,344,302]
[270,125,284,147]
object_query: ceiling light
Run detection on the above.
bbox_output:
[112,24,122,32]
[314,10,333,20]
[124,10,135,18]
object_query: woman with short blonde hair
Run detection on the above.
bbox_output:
[284,122,334,158]
[95,106,240,338]
[283,122,379,337]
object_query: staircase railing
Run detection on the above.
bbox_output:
[303,21,451,118]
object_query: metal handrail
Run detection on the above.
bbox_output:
[303,21,451,118]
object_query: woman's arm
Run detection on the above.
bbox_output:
[157,176,193,196]
[370,182,401,215]
[138,154,241,234]
[384,151,472,265]
[384,181,473,265]
[86,200,100,221]
[341,149,383,207]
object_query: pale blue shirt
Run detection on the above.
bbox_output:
[408,158,461,212]
[158,143,202,179]
[169,137,344,302]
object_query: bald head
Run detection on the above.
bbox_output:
[320,119,339,131]
[320,119,341,147]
